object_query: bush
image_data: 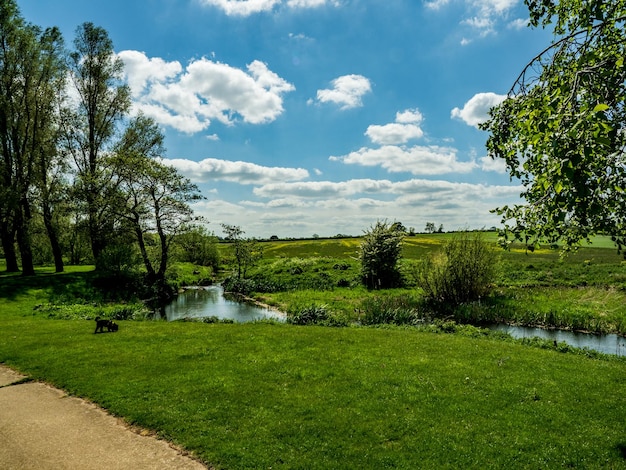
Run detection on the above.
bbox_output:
[419,232,498,311]
[287,304,346,326]
[360,220,404,289]
[359,295,426,325]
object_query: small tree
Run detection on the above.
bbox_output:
[419,232,498,309]
[425,222,435,234]
[221,224,263,279]
[359,220,404,289]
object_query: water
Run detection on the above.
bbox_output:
[489,324,626,356]
[164,285,284,323]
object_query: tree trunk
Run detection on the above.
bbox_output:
[14,204,35,276]
[42,200,64,273]
[0,219,19,272]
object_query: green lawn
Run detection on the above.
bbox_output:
[1,269,626,468]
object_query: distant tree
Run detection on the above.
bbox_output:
[269,235,279,240]
[359,220,404,289]
[437,224,444,233]
[222,224,263,279]
[391,221,406,233]
[62,22,131,267]
[425,222,436,234]
[174,226,219,270]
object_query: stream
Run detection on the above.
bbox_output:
[163,285,284,323]
[489,324,626,356]
[165,287,625,356]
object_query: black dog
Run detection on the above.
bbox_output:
[94,317,119,334]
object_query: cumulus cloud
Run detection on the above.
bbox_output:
[330,145,477,175]
[163,157,309,184]
[314,74,372,110]
[451,92,506,128]
[365,108,424,145]
[199,0,338,16]
[119,51,295,133]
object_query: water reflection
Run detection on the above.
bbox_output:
[164,285,284,323]
[489,324,626,356]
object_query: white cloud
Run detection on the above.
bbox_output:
[427,0,521,37]
[314,74,372,110]
[162,157,309,184]
[508,18,528,29]
[199,0,338,16]
[365,108,424,145]
[330,145,477,175]
[119,51,295,133]
[451,92,506,128]
[193,179,522,238]
[480,155,508,173]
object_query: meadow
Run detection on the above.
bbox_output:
[2,233,626,468]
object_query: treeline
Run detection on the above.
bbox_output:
[0,1,203,295]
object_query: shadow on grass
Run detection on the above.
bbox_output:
[0,267,140,304]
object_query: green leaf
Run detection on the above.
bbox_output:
[593,103,609,113]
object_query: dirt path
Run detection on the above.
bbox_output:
[0,365,209,469]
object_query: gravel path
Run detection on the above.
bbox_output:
[0,365,209,470]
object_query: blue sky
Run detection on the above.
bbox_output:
[19,0,552,238]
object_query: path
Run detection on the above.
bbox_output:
[0,365,209,469]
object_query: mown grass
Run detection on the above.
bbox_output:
[2,310,626,468]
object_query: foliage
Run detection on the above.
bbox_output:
[358,294,427,325]
[112,114,204,298]
[286,303,343,326]
[359,220,404,289]
[0,1,66,275]
[173,226,220,270]
[482,0,626,252]
[63,22,131,266]
[221,224,264,279]
[418,232,499,311]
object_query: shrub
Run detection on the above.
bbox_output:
[419,232,498,311]
[359,295,426,325]
[287,304,346,326]
[359,220,404,289]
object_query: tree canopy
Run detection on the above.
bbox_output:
[482,0,626,251]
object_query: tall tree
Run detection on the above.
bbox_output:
[0,1,65,275]
[112,115,204,299]
[62,22,130,267]
[482,0,626,251]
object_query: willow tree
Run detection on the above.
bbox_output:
[0,1,66,274]
[482,0,626,251]
[62,22,130,267]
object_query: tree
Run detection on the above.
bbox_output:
[482,0,626,251]
[425,222,436,234]
[359,220,404,289]
[62,22,131,266]
[112,115,203,298]
[0,1,66,274]
[221,224,263,279]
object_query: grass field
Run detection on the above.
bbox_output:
[2,234,626,468]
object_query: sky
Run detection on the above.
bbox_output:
[19,0,553,239]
